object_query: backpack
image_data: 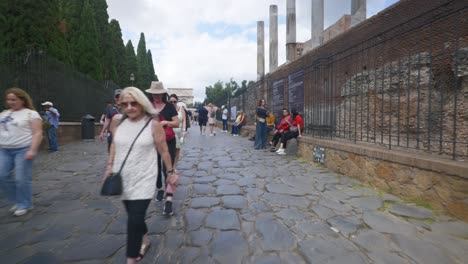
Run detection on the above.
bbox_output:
[210,110,216,118]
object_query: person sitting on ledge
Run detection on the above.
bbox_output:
[231,111,245,136]
[276,109,303,155]
[269,109,292,152]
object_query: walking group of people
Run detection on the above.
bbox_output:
[0,88,59,217]
[253,99,303,155]
[98,82,191,263]
[196,102,218,136]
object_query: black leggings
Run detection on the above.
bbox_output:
[271,132,283,147]
[123,199,151,258]
[156,138,176,189]
[281,131,299,145]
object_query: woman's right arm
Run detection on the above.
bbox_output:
[103,115,120,179]
[152,119,177,182]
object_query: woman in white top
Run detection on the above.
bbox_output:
[168,94,186,170]
[0,88,43,216]
[103,87,178,264]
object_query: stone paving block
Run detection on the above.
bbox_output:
[389,203,434,220]
[392,233,456,264]
[238,177,256,187]
[179,247,201,264]
[197,161,214,170]
[189,230,213,246]
[185,209,207,231]
[266,183,307,196]
[352,230,400,253]
[56,235,125,262]
[348,197,383,210]
[216,185,242,196]
[213,179,235,186]
[191,197,220,208]
[298,237,370,264]
[296,220,337,236]
[220,173,242,180]
[275,208,315,221]
[218,161,243,168]
[279,252,307,264]
[363,211,417,235]
[193,176,217,183]
[318,198,354,214]
[262,193,311,208]
[256,219,297,250]
[205,209,240,230]
[210,231,248,264]
[192,184,215,195]
[311,204,337,220]
[222,195,245,209]
[252,255,282,264]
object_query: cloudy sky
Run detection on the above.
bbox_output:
[107,0,399,102]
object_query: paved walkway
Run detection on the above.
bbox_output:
[1,127,468,264]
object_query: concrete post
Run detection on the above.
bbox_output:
[257,21,265,80]
[269,5,278,72]
[311,0,324,48]
[351,0,366,27]
[286,0,296,62]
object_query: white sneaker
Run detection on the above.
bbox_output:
[9,205,17,212]
[277,149,286,155]
[14,208,32,216]
[275,148,282,153]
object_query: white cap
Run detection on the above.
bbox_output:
[222,105,225,108]
[41,101,53,106]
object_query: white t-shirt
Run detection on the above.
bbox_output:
[0,108,42,148]
[222,108,228,120]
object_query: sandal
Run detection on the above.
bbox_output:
[136,241,151,262]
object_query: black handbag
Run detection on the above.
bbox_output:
[101,118,152,196]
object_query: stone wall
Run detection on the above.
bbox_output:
[39,122,102,151]
[297,137,468,221]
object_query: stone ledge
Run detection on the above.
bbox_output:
[298,137,468,180]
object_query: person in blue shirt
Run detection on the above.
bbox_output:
[41,101,60,152]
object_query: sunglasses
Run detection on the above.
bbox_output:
[120,101,138,108]
[169,100,177,104]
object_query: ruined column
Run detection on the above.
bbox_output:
[286,0,296,62]
[269,5,278,72]
[351,0,366,27]
[311,0,324,48]
[257,21,265,80]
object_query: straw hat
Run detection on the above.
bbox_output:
[145,81,168,94]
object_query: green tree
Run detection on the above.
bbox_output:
[147,50,157,82]
[108,19,127,85]
[91,0,111,79]
[73,0,103,80]
[136,33,151,90]
[125,40,138,87]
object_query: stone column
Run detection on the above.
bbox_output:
[286,0,296,62]
[257,21,265,80]
[269,5,278,72]
[311,0,324,48]
[351,0,366,27]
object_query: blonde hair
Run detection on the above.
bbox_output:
[120,87,158,118]
[5,88,35,110]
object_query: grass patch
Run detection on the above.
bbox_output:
[405,199,434,210]
[351,184,364,190]
[380,200,396,212]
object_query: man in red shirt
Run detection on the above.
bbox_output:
[277,109,303,155]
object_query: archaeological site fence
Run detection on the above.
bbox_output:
[232,0,468,160]
[0,51,120,121]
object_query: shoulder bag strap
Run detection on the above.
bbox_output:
[116,117,152,174]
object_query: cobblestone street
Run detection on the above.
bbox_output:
[1,127,467,264]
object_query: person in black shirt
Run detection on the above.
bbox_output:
[197,104,208,135]
[145,82,179,216]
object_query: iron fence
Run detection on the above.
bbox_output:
[0,51,120,121]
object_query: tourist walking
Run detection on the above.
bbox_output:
[221,105,228,132]
[277,109,303,155]
[145,81,178,215]
[99,89,122,152]
[0,88,43,216]
[168,94,186,170]
[197,104,208,135]
[103,87,178,263]
[205,103,218,136]
[41,101,60,152]
[254,99,268,149]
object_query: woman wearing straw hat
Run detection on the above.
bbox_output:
[145,81,179,216]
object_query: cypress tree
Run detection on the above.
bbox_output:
[136,33,151,90]
[91,0,111,79]
[147,50,157,82]
[108,19,127,85]
[74,0,103,80]
[125,40,138,87]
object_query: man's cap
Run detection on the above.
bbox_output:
[222,105,225,108]
[114,89,122,96]
[41,101,53,106]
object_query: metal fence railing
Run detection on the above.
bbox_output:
[0,51,120,121]
[230,1,468,160]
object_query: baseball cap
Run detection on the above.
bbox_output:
[41,101,53,106]
[114,89,122,96]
